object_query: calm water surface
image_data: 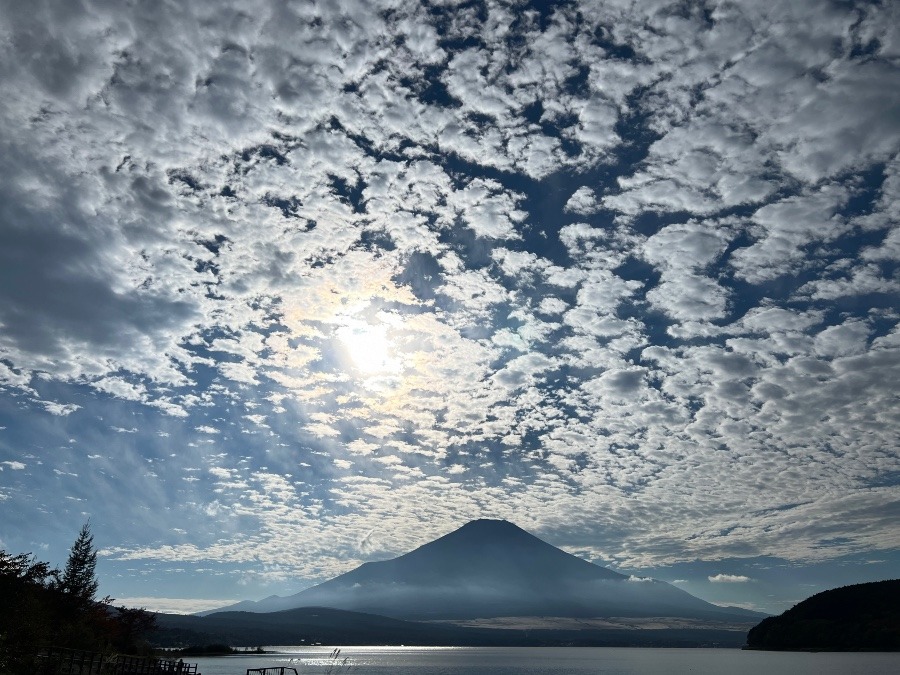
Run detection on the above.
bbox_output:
[190,646,900,675]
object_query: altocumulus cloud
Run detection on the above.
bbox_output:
[0,0,897,612]
[709,575,752,584]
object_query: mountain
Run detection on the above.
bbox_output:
[205,519,763,622]
[746,579,900,651]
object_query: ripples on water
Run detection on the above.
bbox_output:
[190,646,900,675]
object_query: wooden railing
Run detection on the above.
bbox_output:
[32,647,104,675]
[111,653,197,675]
[20,647,198,675]
[246,668,299,675]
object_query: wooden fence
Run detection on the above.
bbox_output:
[17,647,199,675]
[246,668,299,675]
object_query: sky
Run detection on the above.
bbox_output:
[0,0,898,617]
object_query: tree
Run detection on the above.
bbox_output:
[0,526,158,662]
[59,521,99,606]
[0,550,59,668]
[107,605,158,655]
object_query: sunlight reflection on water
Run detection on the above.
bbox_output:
[189,646,900,675]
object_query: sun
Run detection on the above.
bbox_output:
[336,321,396,375]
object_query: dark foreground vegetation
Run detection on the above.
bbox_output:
[746,580,900,651]
[0,523,158,673]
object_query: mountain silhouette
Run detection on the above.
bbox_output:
[206,519,762,621]
[746,579,900,651]
[156,605,753,648]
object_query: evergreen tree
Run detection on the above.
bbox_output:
[1,527,158,666]
[59,521,99,605]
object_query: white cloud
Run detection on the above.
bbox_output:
[40,401,80,416]
[814,320,871,359]
[731,186,851,284]
[708,574,751,583]
[564,187,600,215]
[115,597,235,615]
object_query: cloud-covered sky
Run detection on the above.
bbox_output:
[1,0,898,615]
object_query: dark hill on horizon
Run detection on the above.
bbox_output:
[205,519,763,622]
[154,605,752,648]
[746,579,900,651]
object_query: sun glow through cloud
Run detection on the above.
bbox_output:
[337,321,397,376]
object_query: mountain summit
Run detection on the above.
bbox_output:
[341,519,627,591]
[208,519,760,621]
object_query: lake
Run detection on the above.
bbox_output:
[189,646,900,675]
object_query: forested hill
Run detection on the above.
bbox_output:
[745,580,900,651]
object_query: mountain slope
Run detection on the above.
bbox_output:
[746,579,900,651]
[207,520,762,621]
